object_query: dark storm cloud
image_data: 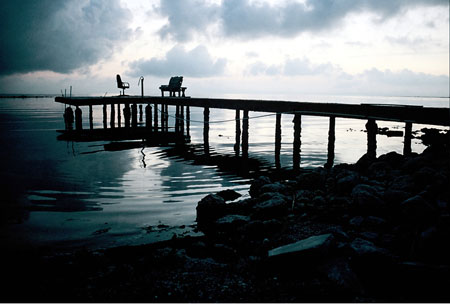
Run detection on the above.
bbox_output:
[0,0,132,76]
[128,45,227,77]
[155,0,448,40]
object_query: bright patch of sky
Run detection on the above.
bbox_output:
[0,0,448,97]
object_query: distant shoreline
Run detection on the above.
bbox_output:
[0,94,57,99]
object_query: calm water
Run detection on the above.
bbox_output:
[0,95,448,251]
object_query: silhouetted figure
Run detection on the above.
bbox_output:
[123,104,131,128]
[64,106,74,130]
[75,106,82,130]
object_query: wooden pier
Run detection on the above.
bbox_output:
[55,95,449,169]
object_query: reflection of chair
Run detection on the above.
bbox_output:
[117,74,130,95]
[159,76,186,97]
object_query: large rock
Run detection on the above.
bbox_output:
[336,172,360,194]
[249,176,271,198]
[296,171,325,190]
[196,194,226,227]
[351,184,385,211]
[259,182,288,196]
[216,189,241,202]
[253,196,288,218]
[268,233,334,258]
[400,195,436,226]
[214,214,251,232]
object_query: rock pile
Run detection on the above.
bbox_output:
[195,142,450,301]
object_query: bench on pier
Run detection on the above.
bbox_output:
[117,74,130,96]
[159,76,186,97]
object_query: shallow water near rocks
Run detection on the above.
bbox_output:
[0,95,447,251]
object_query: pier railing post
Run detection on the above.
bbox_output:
[293,113,302,171]
[139,104,143,122]
[204,107,210,154]
[124,103,130,128]
[403,121,412,156]
[103,104,107,129]
[366,118,377,158]
[132,103,138,128]
[242,110,249,158]
[146,104,152,131]
[326,116,336,169]
[154,103,158,132]
[186,106,190,137]
[234,110,241,156]
[275,113,282,169]
[89,105,93,130]
[110,103,115,128]
[117,104,121,128]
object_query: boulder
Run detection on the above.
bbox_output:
[351,184,385,210]
[216,189,241,202]
[214,214,251,232]
[336,172,360,194]
[296,171,325,190]
[377,151,405,168]
[196,194,226,227]
[249,176,271,198]
[253,196,288,219]
[268,233,334,259]
[350,238,386,257]
[259,182,288,196]
[367,160,392,180]
[400,195,436,226]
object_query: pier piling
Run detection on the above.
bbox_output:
[103,104,107,129]
[275,113,282,169]
[366,118,377,158]
[326,116,336,168]
[234,110,241,157]
[293,114,302,170]
[204,107,210,154]
[89,105,93,130]
[403,121,412,156]
[242,110,249,159]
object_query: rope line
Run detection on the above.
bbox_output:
[152,105,300,124]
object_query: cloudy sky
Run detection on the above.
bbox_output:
[0,0,448,97]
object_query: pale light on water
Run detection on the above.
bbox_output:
[0,95,448,250]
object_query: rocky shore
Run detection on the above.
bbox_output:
[2,131,449,302]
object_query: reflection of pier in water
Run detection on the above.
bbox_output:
[56,95,450,170]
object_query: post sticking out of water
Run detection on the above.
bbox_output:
[154,103,158,132]
[293,113,302,170]
[275,113,282,169]
[366,118,377,158]
[139,105,143,122]
[103,104,107,129]
[75,106,82,131]
[403,121,412,156]
[89,105,93,130]
[204,107,210,154]
[132,103,138,128]
[186,106,190,137]
[117,104,121,128]
[110,103,115,128]
[326,116,336,169]
[242,110,249,159]
[146,104,152,131]
[234,110,241,157]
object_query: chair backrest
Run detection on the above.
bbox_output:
[168,76,183,89]
[117,74,123,89]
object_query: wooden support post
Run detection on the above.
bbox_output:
[180,106,184,134]
[165,105,169,132]
[186,106,190,137]
[154,103,158,132]
[89,105,93,130]
[175,106,180,133]
[204,107,210,154]
[161,104,166,132]
[234,110,241,156]
[366,118,377,158]
[275,113,282,169]
[242,110,249,158]
[110,103,115,128]
[123,104,130,128]
[75,106,82,131]
[326,116,336,169]
[117,104,121,128]
[293,114,302,170]
[131,103,138,128]
[145,104,152,131]
[403,121,412,156]
[139,105,143,122]
[103,104,107,129]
